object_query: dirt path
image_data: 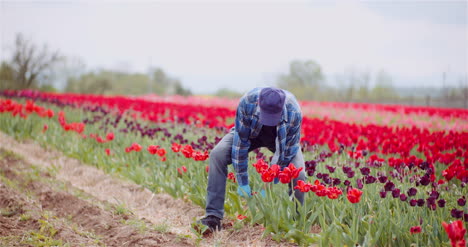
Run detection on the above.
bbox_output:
[0,132,291,246]
[0,148,192,246]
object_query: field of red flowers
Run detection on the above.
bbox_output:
[0,89,467,246]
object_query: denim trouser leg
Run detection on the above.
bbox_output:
[205,131,234,219]
[288,148,306,205]
[205,131,307,218]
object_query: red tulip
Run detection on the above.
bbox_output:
[106,132,114,141]
[442,220,466,247]
[181,145,193,158]
[237,214,247,220]
[177,166,188,175]
[410,226,422,234]
[131,142,142,152]
[253,159,269,174]
[347,188,363,203]
[171,143,181,152]
[327,187,343,199]
[294,180,312,193]
[147,145,160,155]
[227,172,236,183]
[157,148,167,157]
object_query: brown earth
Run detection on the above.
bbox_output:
[0,148,192,246]
[0,132,298,246]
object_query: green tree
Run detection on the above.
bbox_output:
[214,88,242,98]
[65,68,192,96]
[370,70,398,102]
[0,62,15,90]
[276,60,324,100]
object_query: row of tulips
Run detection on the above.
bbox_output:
[0,92,467,246]
[141,93,468,132]
[2,90,467,185]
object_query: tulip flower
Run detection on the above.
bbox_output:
[294,180,312,193]
[347,188,363,203]
[147,145,160,155]
[442,220,466,247]
[171,143,182,152]
[227,172,236,183]
[177,166,188,175]
[237,214,247,220]
[106,132,114,141]
[410,226,422,234]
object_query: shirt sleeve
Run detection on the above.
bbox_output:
[231,98,251,186]
[281,112,302,166]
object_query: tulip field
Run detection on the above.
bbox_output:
[0,89,467,246]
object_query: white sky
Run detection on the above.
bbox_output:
[0,0,467,94]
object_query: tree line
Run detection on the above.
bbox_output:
[0,34,192,96]
[1,33,467,108]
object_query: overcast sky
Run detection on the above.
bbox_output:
[1,0,467,94]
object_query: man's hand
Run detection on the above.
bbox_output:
[237,185,252,198]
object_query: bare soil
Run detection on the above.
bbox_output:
[0,148,192,246]
[0,132,296,246]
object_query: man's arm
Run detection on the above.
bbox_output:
[231,99,252,186]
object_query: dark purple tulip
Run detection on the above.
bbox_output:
[384,181,395,191]
[426,197,436,205]
[429,190,439,199]
[437,199,446,208]
[417,199,425,207]
[407,188,417,197]
[354,162,360,168]
[457,196,466,206]
[332,178,341,186]
[390,170,400,179]
[451,208,464,219]
[399,194,407,201]
[342,166,352,174]
[360,167,370,176]
[344,180,351,186]
[326,165,336,173]
[316,173,323,179]
[305,160,317,170]
[307,170,315,177]
[428,203,437,211]
[392,188,401,198]
[464,214,468,222]
[419,175,430,186]
[346,171,355,178]
[409,199,417,207]
[356,179,363,189]
[380,190,387,198]
[365,175,377,184]
[378,176,388,183]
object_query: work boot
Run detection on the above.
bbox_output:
[196,215,222,232]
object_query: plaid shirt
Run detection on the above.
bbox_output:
[232,87,302,186]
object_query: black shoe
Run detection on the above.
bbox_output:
[197,215,222,232]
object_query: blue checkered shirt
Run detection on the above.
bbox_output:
[232,87,302,186]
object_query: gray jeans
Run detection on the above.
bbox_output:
[205,130,306,219]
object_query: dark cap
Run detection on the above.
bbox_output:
[259,87,285,126]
